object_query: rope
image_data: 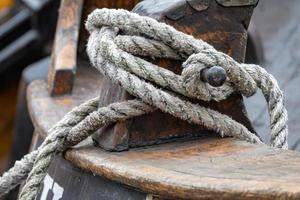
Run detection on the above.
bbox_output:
[0,8,288,199]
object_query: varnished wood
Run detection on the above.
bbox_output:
[93,0,257,151]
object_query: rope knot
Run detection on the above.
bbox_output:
[181,53,233,101]
[85,8,287,149]
[181,51,258,101]
[0,8,289,199]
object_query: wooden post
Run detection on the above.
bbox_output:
[47,0,139,96]
[93,0,258,151]
[47,0,84,96]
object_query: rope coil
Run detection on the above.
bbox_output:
[86,8,287,148]
[0,8,288,199]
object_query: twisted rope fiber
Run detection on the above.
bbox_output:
[86,8,287,147]
[0,8,288,199]
[0,98,153,199]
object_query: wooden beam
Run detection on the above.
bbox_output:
[64,137,300,200]
[47,0,83,96]
[47,0,140,96]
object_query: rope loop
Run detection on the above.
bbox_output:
[87,8,287,149]
[0,8,288,200]
[182,51,257,100]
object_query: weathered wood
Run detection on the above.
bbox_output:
[30,0,140,135]
[47,0,84,96]
[30,124,169,200]
[47,0,140,96]
[64,137,300,200]
[77,0,140,55]
[28,66,102,137]
[35,155,146,200]
[216,0,258,7]
[93,0,257,151]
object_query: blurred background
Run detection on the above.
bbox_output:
[0,0,59,174]
[0,0,299,184]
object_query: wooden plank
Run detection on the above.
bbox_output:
[29,0,140,135]
[28,65,103,137]
[64,137,300,200]
[47,0,83,96]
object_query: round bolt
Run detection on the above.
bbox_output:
[201,66,227,87]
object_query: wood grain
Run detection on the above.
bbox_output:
[65,137,300,200]
[47,0,140,96]
[47,0,84,96]
[28,64,102,137]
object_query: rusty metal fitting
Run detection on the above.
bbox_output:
[201,66,227,87]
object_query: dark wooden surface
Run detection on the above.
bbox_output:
[0,81,17,172]
[244,0,300,150]
[77,0,139,57]
[36,155,146,200]
[93,0,257,151]
[64,137,300,200]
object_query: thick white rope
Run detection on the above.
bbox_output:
[86,9,287,148]
[0,8,288,199]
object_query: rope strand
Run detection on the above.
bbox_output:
[0,8,288,199]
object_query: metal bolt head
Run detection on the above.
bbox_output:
[201,66,227,87]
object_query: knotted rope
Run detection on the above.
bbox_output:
[0,8,287,199]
